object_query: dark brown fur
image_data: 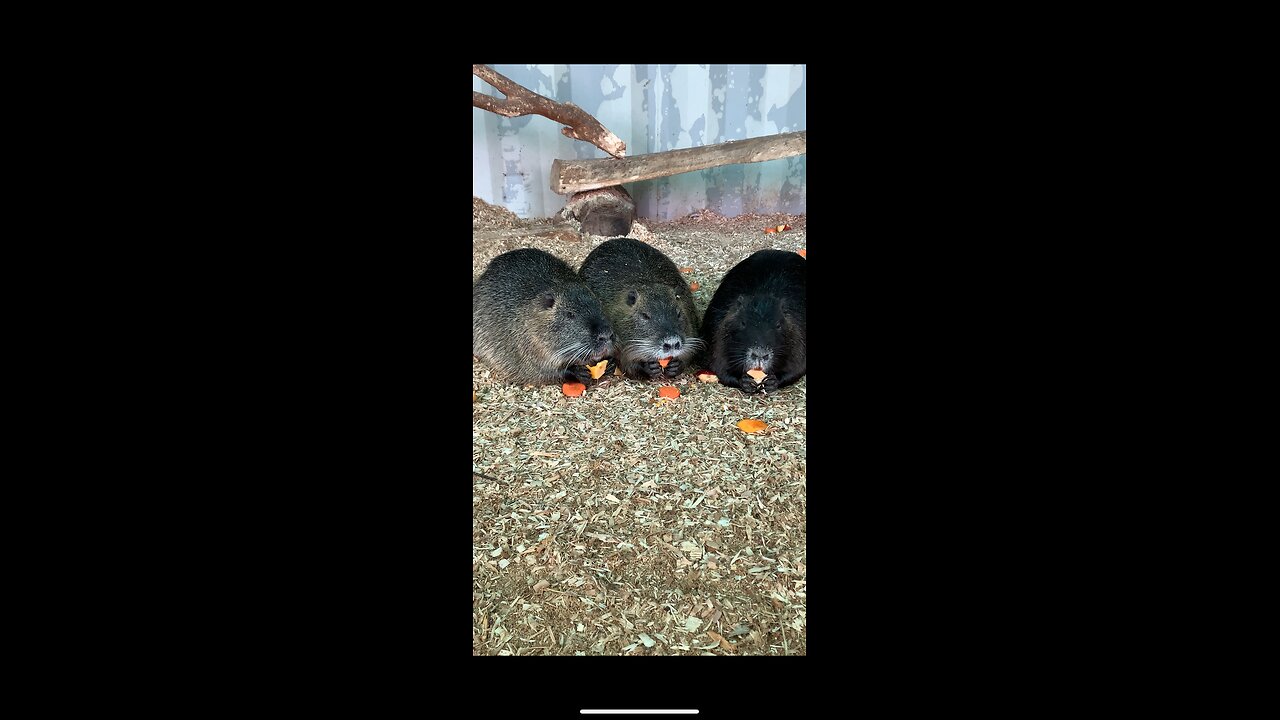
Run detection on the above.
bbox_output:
[578,238,701,380]
[473,248,616,385]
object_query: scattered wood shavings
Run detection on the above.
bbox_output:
[473,209,807,657]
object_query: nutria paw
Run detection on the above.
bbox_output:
[662,358,683,378]
[761,374,780,393]
[739,374,765,394]
[563,365,593,385]
[639,359,667,379]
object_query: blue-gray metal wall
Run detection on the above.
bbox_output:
[473,64,806,220]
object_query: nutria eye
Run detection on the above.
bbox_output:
[540,292,555,309]
[566,311,576,320]
[640,312,651,321]
[626,291,638,306]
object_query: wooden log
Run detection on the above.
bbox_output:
[550,131,806,195]
[561,186,636,237]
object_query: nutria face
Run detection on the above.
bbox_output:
[718,295,790,375]
[616,286,703,365]
[536,286,617,369]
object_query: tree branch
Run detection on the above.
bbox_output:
[472,64,627,159]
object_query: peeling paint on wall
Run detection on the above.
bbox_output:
[473,64,806,220]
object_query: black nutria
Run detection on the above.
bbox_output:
[578,237,701,380]
[473,248,617,385]
[701,249,806,394]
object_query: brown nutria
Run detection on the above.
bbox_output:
[701,249,806,394]
[473,248,617,385]
[578,237,701,380]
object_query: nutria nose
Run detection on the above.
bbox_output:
[662,337,683,353]
[749,350,772,364]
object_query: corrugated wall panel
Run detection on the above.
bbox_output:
[473,64,806,220]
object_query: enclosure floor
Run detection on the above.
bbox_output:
[472,205,807,656]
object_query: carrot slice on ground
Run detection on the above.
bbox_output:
[737,419,768,433]
[797,248,806,258]
[679,267,694,273]
[690,282,700,291]
[764,227,777,234]
[658,386,680,399]
[587,359,609,379]
[696,370,719,383]
[658,357,670,368]
[562,382,586,397]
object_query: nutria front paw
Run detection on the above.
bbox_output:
[662,357,683,378]
[640,359,667,379]
[761,374,780,393]
[739,374,765,394]
[563,365,593,385]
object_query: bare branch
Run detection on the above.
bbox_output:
[473,64,627,159]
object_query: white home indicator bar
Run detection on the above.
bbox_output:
[581,707,701,712]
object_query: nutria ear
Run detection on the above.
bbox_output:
[539,291,556,309]
[626,290,638,306]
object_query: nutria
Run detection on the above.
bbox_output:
[578,237,701,380]
[701,250,806,394]
[473,248,617,386]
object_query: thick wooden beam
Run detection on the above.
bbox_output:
[550,131,806,195]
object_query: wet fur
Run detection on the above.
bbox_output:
[701,250,806,394]
[578,238,702,380]
[473,248,616,385]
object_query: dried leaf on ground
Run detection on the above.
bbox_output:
[706,630,736,652]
